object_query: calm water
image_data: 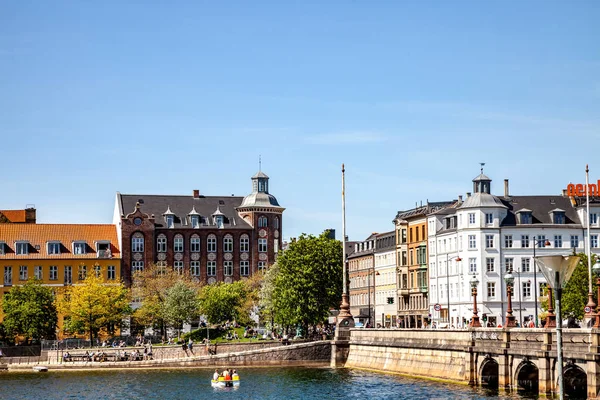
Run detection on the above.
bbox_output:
[0,367,537,399]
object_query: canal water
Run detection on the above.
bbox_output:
[0,367,540,399]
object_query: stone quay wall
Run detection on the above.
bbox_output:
[344,329,472,382]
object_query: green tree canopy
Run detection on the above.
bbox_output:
[271,231,343,332]
[164,281,200,338]
[561,252,599,320]
[197,280,249,325]
[1,279,58,343]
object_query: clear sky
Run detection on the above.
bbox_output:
[1,1,599,242]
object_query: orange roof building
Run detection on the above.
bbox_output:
[0,207,36,224]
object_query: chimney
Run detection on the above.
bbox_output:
[193,190,200,199]
[25,207,36,224]
[458,195,463,204]
[562,189,568,197]
[466,192,472,198]
[504,179,509,197]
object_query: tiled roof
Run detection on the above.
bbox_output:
[500,196,581,226]
[119,194,253,230]
[0,224,120,259]
[0,210,26,223]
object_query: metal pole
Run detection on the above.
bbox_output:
[446,253,450,324]
[518,269,523,325]
[586,164,596,318]
[368,272,371,327]
[555,271,564,400]
[342,163,347,296]
[533,239,538,327]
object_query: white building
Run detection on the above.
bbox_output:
[428,170,600,328]
[374,231,397,327]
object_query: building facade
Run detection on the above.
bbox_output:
[348,234,376,326]
[428,171,600,328]
[113,170,284,286]
[374,231,396,327]
[0,223,121,338]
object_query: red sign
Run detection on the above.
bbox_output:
[566,182,600,197]
[434,304,441,312]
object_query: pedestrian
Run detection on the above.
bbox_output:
[188,338,194,354]
[182,342,188,356]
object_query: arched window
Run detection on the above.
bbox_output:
[224,234,233,252]
[157,234,167,253]
[240,234,249,252]
[207,234,217,252]
[174,234,184,253]
[258,216,268,228]
[274,216,279,230]
[132,232,144,252]
[190,235,200,253]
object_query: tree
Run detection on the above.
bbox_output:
[271,231,343,333]
[132,263,201,340]
[163,281,200,339]
[561,252,599,320]
[197,281,249,324]
[1,279,57,343]
[259,262,279,328]
[58,274,131,343]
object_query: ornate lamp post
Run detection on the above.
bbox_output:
[469,274,481,328]
[545,287,557,328]
[593,258,600,328]
[445,255,461,326]
[532,237,551,327]
[504,270,516,328]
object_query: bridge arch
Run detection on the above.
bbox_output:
[479,358,499,389]
[563,364,587,399]
[515,361,539,395]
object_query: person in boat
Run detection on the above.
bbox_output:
[232,370,239,379]
[213,369,219,381]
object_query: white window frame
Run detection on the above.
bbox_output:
[485,213,493,224]
[224,235,233,253]
[486,258,495,273]
[73,242,86,255]
[468,213,475,224]
[521,258,531,273]
[190,236,200,252]
[34,265,42,280]
[485,235,494,248]
[522,281,531,299]
[469,258,477,273]
[16,241,29,255]
[521,235,529,248]
[174,261,184,274]
[107,265,116,280]
[208,235,217,252]
[240,235,249,252]
[191,261,200,276]
[207,261,216,276]
[593,235,599,248]
[505,258,514,273]
[224,261,233,276]
[19,265,28,281]
[157,235,167,253]
[487,282,496,299]
[504,235,513,248]
[191,215,200,229]
[571,235,579,248]
[49,265,58,281]
[64,266,72,284]
[468,235,476,249]
[166,215,174,229]
[174,235,184,253]
[131,261,144,274]
[554,235,562,248]
[240,261,249,276]
[258,261,267,273]
[132,235,144,252]
[4,266,12,285]
[258,238,267,253]
[258,216,268,228]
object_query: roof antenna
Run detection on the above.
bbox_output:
[480,162,485,174]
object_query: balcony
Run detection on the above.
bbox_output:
[419,286,428,293]
[398,288,410,297]
[97,249,112,259]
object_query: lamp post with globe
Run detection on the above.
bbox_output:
[504,270,516,328]
[469,274,481,328]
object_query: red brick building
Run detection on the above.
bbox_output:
[113,171,284,286]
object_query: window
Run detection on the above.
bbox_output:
[485,235,494,248]
[224,261,233,276]
[19,265,27,280]
[207,261,216,276]
[469,258,477,273]
[94,264,101,277]
[468,235,476,249]
[4,266,12,285]
[78,265,87,280]
[190,235,200,252]
[49,266,58,281]
[132,234,144,252]
[107,265,116,280]
[215,216,224,229]
[485,213,493,224]
[537,235,547,247]
[468,213,475,224]
[207,235,217,252]
[240,261,249,276]
[504,235,513,248]
[571,235,579,248]
[401,229,407,243]
[166,215,174,229]
[131,261,144,274]
[34,265,42,280]
[16,242,28,255]
[520,212,532,224]
[258,216,268,228]
[521,235,529,248]
[258,238,267,253]
[0,242,4,255]
[191,261,200,276]
[486,258,495,273]
[593,235,599,248]
[157,235,167,252]
[591,213,598,225]
[522,281,531,298]
[258,261,267,273]
[505,258,514,273]
[554,235,562,248]
[47,242,60,255]
[224,235,233,252]
[191,215,200,229]
[64,266,72,284]
[174,261,184,274]
[274,217,279,230]
[73,242,86,255]
[554,212,565,224]
[174,235,184,252]
[240,234,249,252]
[487,282,496,298]
[521,258,531,272]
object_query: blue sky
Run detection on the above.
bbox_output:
[1,1,599,241]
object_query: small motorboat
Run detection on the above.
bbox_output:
[211,376,240,388]
[33,366,49,373]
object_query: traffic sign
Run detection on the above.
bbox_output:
[434,304,441,312]
[585,306,592,313]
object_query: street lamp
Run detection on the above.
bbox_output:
[536,254,580,400]
[593,257,600,328]
[504,270,516,327]
[445,255,462,326]
[469,274,481,328]
[532,236,551,327]
[367,270,380,328]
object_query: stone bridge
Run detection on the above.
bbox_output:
[340,328,600,398]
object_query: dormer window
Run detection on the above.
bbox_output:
[0,241,5,255]
[73,242,87,255]
[48,242,61,255]
[163,206,175,228]
[191,215,200,228]
[16,241,29,255]
[95,241,111,258]
[550,209,566,224]
[516,209,533,225]
[215,216,224,228]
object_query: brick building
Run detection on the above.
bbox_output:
[113,170,284,286]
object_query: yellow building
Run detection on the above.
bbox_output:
[0,223,121,338]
